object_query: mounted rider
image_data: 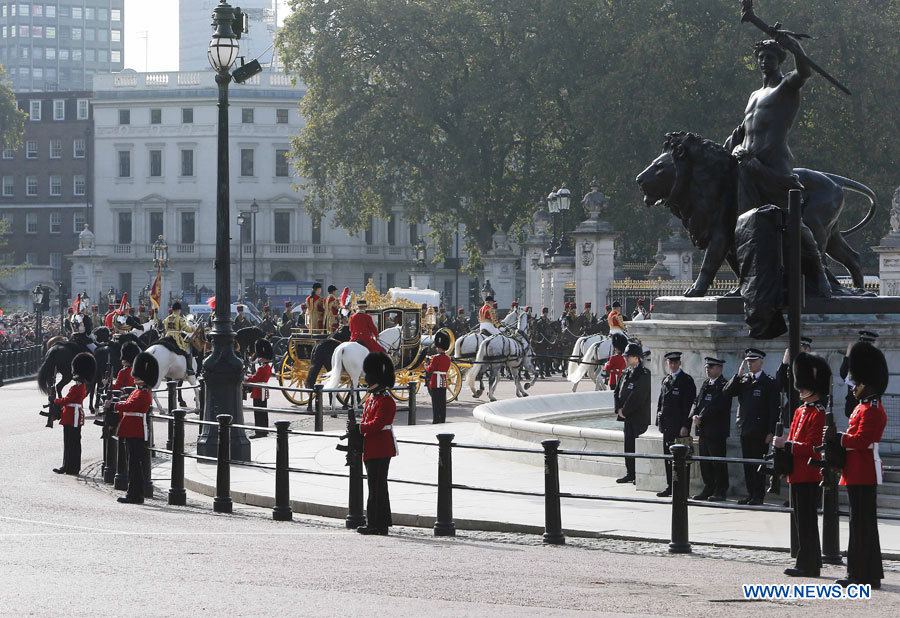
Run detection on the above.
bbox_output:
[478,296,500,335]
[607,301,627,336]
[69,294,95,352]
[501,301,527,336]
[233,304,251,330]
[161,301,196,375]
[349,299,385,354]
[259,304,277,336]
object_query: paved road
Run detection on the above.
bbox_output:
[1,379,898,616]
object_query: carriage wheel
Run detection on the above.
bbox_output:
[335,374,355,407]
[390,371,420,401]
[278,353,311,406]
[272,337,289,359]
[445,362,463,403]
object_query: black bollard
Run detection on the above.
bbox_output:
[407,382,417,425]
[668,444,691,554]
[197,377,206,440]
[168,409,187,506]
[433,433,456,537]
[346,414,366,529]
[821,467,843,564]
[314,385,324,432]
[542,439,565,545]
[166,381,177,450]
[113,436,128,490]
[273,420,293,521]
[103,425,118,484]
[213,414,233,514]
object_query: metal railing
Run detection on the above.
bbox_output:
[0,345,42,380]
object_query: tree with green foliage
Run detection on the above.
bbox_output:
[278,0,898,267]
[0,64,25,151]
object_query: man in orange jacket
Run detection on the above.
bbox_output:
[349,299,384,353]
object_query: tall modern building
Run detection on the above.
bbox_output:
[0,0,125,92]
[179,0,276,71]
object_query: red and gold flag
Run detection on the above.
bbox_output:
[149,272,162,310]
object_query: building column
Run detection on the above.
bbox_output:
[548,255,575,317]
[874,187,900,296]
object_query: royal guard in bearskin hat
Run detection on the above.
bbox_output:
[356,353,397,535]
[827,341,888,589]
[112,342,141,391]
[247,338,274,438]
[114,352,157,504]
[53,353,95,475]
[772,352,830,577]
[425,330,452,424]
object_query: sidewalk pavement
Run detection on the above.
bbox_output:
[170,420,900,556]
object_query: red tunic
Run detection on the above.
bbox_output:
[424,352,452,389]
[112,366,135,391]
[360,392,397,461]
[115,388,153,439]
[104,311,116,329]
[786,402,825,485]
[247,362,273,400]
[603,354,627,389]
[55,382,87,427]
[840,399,887,486]
[349,312,384,353]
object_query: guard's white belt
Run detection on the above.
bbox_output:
[383,424,393,431]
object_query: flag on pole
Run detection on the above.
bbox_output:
[149,271,162,310]
[206,296,216,310]
[70,293,81,315]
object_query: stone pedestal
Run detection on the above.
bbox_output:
[548,255,575,317]
[69,252,106,305]
[409,269,433,290]
[874,235,900,296]
[482,231,519,308]
[570,221,616,312]
[539,264,552,314]
[523,237,547,310]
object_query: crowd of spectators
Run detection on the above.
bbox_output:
[0,312,63,350]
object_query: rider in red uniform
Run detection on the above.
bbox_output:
[349,299,384,353]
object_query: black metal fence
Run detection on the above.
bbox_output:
[0,345,42,380]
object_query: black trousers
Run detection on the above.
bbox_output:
[125,437,146,502]
[662,432,679,489]
[623,422,647,478]
[740,433,767,500]
[364,457,392,530]
[698,435,729,496]
[429,387,447,424]
[790,483,822,574]
[62,425,82,475]
[847,485,883,584]
[252,398,269,437]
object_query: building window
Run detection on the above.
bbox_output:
[386,272,396,289]
[242,108,254,123]
[50,252,62,279]
[273,212,291,244]
[26,140,38,159]
[275,149,289,177]
[49,175,62,196]
[2,147,13,160]
[46,48,56,60]
[180,149,194,177]
[49,139,62,159]
[118,272,131,301]
[181,212,195,244]
[26,213,38,234]
[49,212,62,233]
[111,30,121,43]
[118,151,131,178]
[1,177,13,197]
[74,211,86,233]
[26,176,38,196]
[47,5,56,18]
[111,50,120,63]
[240,149,254,177]
[388,214,396,246]
[150,108,162,124]
[73,139,85,159]
[409,223,418,245]
[72,28,82,41]
[46,26,55,39]
[118,109,130,125]
[117,212,132,244]
[77,99,89,119]
[111,9,121,21]
[181,272,195,292]
[312,219,322,245]
[72,6,82,19]
[182,108,193,124]
[149,149,163,177]
[53,99,65,120]
[149,211,164,242]
[276,108,289,124]
[29,100,41,121]
[73,175,85,196]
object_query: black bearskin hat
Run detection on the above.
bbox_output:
[121,342,141,365]
[255,338,274,361]
[72,352,96,382]
[132,352,160,387]
[434,330,451,351]
[848,341,888,396]
[611,333,628,353]
[792,352,832,399]
[363,352,395,389]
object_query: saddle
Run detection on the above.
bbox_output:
[157,336,187,356]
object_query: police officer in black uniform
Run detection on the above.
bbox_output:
[655,352,696,497]
[839,330,878,418]
[724,348,780,505]
[689,357,733,501]
[614,343,651,484]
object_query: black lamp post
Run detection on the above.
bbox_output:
[237,211,247,301]
[32,285,44,344]
[546,188,559,256]
[250,198,259,304]
[198,1,250,461]
[555,186,572,256]
[57,281,64,331]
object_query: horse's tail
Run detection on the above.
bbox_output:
[567,342,596,385]
[37,346,62,395]
[323,344,345,390]
[823,173,878,237]
[567,337,585,377]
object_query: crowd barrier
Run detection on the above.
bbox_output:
[0,345,43,380]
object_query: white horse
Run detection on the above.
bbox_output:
[467,334,536,401]
[322,327,402,407]
[143,343,199,412]
[567,337,615,392]
[566,333,607,377]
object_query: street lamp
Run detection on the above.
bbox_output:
[107,287,117,311]
[32,285,45,345]
[57,281,65,331]
[250,198,259,304]
[198,1,251,462]
[237,212,248,301]
[555,185,572,256]
[414,239,427,267]
[546,188,559,256]
[152,235,169,270]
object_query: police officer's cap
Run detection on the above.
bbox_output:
[704,356,725,366]
[623,343,643,358]
[664,351,683,362]
[858,330,879,343]
[744,348,765,360]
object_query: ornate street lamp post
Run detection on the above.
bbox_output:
[237,212,247,301]
[198,1,251,461]
[250,198,259,304]
[555,185,572,256]
[152,235,169,270]
[32,285,45,345]
[546,188,559,256]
